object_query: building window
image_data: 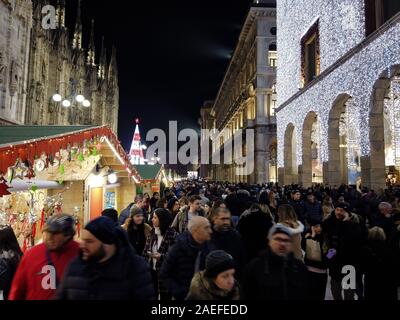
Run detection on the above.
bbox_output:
[268,43,277,67]
[301,20,320,87]
[365,0,400,36]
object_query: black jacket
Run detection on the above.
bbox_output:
[304,201,323,224]
[360,241,398,300]
[159,232,212,300]
[55,228,154,300]
[322,211,367,279]
[210,227,247,279]
[288,199,306,225]
[224,193,240,216]
[0,252,20,300]
[237,205,274,261]
[241,247,309,300]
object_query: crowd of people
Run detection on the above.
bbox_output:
[1,180,400,300]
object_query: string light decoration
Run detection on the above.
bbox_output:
[276,0,400,168]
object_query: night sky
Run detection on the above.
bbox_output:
[61,0,253,150]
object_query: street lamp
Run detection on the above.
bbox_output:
[62,99,71,107]
[52,94,62,102]
[51,80,92,118]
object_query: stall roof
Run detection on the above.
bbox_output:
[0,125,141,183]
[135,164,162,180]
[0,126,94,146]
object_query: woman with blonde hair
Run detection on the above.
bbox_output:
[277,204,304,261]
[322,196,335,220]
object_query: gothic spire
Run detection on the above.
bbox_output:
[98,37,107,79]
[87,19,96,66]
[72,0,82,49]
[56,0,66,29]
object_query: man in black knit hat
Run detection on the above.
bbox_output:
[56,216,154,300]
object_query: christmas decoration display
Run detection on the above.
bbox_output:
[276,0,400,169]
[129,118,145,165]
[0,126,140,180]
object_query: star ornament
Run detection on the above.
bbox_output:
[10,160,28,181]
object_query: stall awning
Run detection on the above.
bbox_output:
[0,126,140,183]
[135,164,163,181]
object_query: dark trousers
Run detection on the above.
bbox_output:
[151,269,171,300]
[308,271,328,300]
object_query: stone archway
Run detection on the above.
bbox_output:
[302,111,321,187]
[367,65,400,190]
[283,123,298,184]
[327,94,352,187]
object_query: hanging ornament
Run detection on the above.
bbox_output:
[59,164,65,175]
[39,208,45,231]
[30,184,38,193]
[10,160,28,181]
[35,159,45,172]
[0,176,11,198]
[25,165,36,180]
[78,151,84,162]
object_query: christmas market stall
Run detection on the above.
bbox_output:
[0,126,140,251]
[134,164,169,196]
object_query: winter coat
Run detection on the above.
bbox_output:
[171,206,205,234]
[288,200,306,225]
[370,213,396,240]
[9,240,80,300]
[280,221,304,261]
[186,271,240,300]
[360,240,398,300]
[118,203,134,225]
[224,193,240,216]
[237,204,274,261]
[0,251,20,300]
[304,201,323,224]
[125,222,152,255]
[143,227,178,271]
[159,232,212,300]
[209,227,247,279]
[241,247,309,300]
[322,211,367,279]
[55,228,155,300]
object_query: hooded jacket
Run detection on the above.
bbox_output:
[241,247,309,300]
[186,271,240,300]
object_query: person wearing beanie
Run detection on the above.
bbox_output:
[241,223,309,300]
[322,202,367,300]
[101,208,119,225]
[123,207,152,255]
[9,214,80,300]
[186,250,240,300]
[55,216,155,300]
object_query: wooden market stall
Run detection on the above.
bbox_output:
[134,164,169,196]
[0,125,140,250]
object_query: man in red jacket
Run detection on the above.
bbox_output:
[8,214,80,300]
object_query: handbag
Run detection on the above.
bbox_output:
[306,238,322,261]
